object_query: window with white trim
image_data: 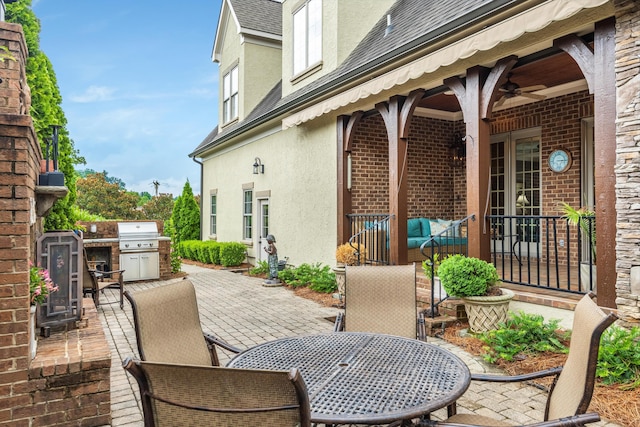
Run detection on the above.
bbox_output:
[293,0,321,75]
[243,189,253,240]
[210,194,217,235]
[223,65,238,123]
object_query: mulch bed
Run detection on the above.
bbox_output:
[442,322,640,427]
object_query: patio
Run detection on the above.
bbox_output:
[96,263,620,427]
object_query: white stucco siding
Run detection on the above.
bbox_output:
[242,42,282,117]
[218,15,242,125]
[281,0,393,97]
[272,115,337,267]
[200,115,337,267]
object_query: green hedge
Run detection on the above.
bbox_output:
[178,240,246,267]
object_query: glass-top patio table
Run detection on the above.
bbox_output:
[227,332,471,425]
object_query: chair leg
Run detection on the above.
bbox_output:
[119,279,124,309]
[447,402,457,417]
[93,289,100,308]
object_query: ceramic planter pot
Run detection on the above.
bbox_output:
[462,288,514,333]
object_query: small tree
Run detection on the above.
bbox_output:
[171,181,200,245]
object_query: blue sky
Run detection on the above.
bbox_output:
[32,0,224,197]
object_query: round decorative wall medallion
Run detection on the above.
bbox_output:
[548,148,572,173]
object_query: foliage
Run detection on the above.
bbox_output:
[560,202,596,262]
[437,255,499,297]
[477,312,640,389]
[138,191,152,206]
[249,260,269,276]
[421,253,451,278]
[169,246,182,274]
[278,263,338,294]
[140,194,174,222]
[171,181,200,245]
[335,243,367,266]
[76,173,140,219]
[178,240,196,260]
[219,242,246,267]
[72,205,105,222]
[596,325,640,388]
[77,169,126,189]
[177,240,244,267]
[479,311,569,363]
[29,263,58,305]
[7,0,84,230]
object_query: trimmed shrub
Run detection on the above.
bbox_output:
[219,242,246,267]
[207,242,222,265]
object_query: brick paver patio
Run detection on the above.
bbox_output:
[96,263,620,427]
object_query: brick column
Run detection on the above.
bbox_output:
[0,21,45,423]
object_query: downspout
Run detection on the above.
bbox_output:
[191,156,204,241]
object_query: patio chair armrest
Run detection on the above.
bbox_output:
[204,333,241,354]
[94,269,125,281]
[333,312,344,332]
[470,366,563,383]
[430,412,600,427]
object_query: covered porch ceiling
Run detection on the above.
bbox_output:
[415,48,589,118]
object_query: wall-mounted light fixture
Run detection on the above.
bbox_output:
[450,132,466,168]
[90,224,97,233]
[253,157,264,174]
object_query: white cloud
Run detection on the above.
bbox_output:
[70,85,115,103]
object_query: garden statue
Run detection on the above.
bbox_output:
[264,234,279,285]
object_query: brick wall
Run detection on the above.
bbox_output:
[491,90,593,217]
[350,91,592,225]
[351,114,457,220]
[0,22,112,425]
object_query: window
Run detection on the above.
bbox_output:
[243,189,253,240]
[210,194,217,235]
[223,65,238,123]
[293,0,321,75]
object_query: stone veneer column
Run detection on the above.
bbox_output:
[615,0,640,325]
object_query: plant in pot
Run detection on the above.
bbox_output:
[560,202,596,291]
[333,243,367,304]
[437,254,514,333]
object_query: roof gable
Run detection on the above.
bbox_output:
[212,0,282,62]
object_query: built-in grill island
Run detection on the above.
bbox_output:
[117,222,160,282]
[80,220,172,282]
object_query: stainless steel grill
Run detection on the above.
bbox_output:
[117,222,159,252]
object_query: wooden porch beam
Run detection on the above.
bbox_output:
[337,112,363,245]
[554,20,616,307]
[554,35,595,93]
[376,90,423,265]
[593,18,616,308]
[444,66,493,261]
[481,56,518,120]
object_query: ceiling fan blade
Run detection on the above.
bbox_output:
[519,92,546,101]
[518,85,546,92]
[494,96,507,107]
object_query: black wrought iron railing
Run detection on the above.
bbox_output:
[345,212,596,312]
[420,214,475,316]
[347,214,391,265]
[487,215,596,294]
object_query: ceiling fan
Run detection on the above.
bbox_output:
[494,73,546,107]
